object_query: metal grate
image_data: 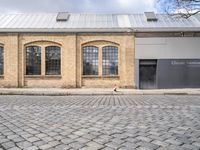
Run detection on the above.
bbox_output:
[56,12,70,21]
[144,12,158,22]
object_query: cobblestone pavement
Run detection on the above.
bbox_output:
[0,95,200,150]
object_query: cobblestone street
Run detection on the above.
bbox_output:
[0,95,200,150]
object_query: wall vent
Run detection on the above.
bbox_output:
[144,12,158,21]
[56,12,70,22]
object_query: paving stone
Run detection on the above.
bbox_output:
[33,140,46,147]
[7,135,20,140]
[121,142,138,148]
[137,147,154,150]
[0,95,200,150]
[111,138,124,144]
[7,147,21,150]
[53,135,64,140]
[27,137,40,143]
[24,146,39,150]
[36,133,47,138]
[93,138,110,145]
[105,142,122,149]
[101,147,115,150]
[165,138,183,146]
[137,141,160,150]
[119,147,136,150]
[16,141,32,149]
[54,144,71,150]
[61,138,74,144]
[136,136,153,143]
[0,138,10,143]
[73,131,85,136]
[82,134,96,140]
[86,141,104,149]
[2,141,16,149]
[12,137,25,143]
[182,144,200,150]
[68,141,85,149]
[192,142,200,147]
[39,144,53,149]
[151,140,169,147]
[48,140,60,147]
[41,136,54,142]
[75,137,90,144]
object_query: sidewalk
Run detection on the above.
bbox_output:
[0,88,200,96]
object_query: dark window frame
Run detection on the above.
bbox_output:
[102,46,118,76]
[83,46,99,76]
[0,46,3,75]
[26,46,41,75]
[45,46,61,75]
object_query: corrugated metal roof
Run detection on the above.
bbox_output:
[0,13,199,32]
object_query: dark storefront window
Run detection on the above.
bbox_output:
[83,46,98,75]
[45,46,61,75]
[26,46,41,75]
[102,46,118,76]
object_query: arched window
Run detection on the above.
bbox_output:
[83,46,98,75]
[45,46,61,75]
[102,46,118,75]
[0,46,3,75]
[26,46,41,75]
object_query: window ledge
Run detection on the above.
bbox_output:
[82,75,99,78]
[0,75,4,79]
[82,75,119,79]
[102,75,119,78]
[25,75,62,79]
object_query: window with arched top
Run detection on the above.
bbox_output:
[102,46,118,76]
[0,46,3,75]
[26,46,41,75]
[45,46,61,75]
[83,46,99,75]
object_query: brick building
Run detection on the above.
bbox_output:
[0,12,200,89]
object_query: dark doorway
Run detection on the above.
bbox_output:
[139,60,157,89]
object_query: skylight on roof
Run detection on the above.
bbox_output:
[144,12,158,22]
[56,12,70,22]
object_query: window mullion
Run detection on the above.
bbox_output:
[41,46,45,76]
[99,46,102,77]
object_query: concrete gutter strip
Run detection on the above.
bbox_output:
[0,88,200,96]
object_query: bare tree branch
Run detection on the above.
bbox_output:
[157,0,200,18]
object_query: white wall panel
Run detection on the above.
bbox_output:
[135,37,200,59]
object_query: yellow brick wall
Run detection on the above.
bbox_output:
[19,33,77,88]
[0,34,18,87]
[0,33,135,88]
[77,33,135,88]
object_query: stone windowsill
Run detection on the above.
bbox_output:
[25,75,62,79]
[82,75,119,79]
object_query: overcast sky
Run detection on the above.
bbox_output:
[0,0,158,13]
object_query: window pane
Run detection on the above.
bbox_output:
[45,46,61,75]
[26,46,41,75]
[102,46,118,75]
[0,47,3,75]
[83,46,98,75]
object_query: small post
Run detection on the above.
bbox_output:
[113,84,118,92]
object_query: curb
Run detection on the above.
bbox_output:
[0,91,199,96]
